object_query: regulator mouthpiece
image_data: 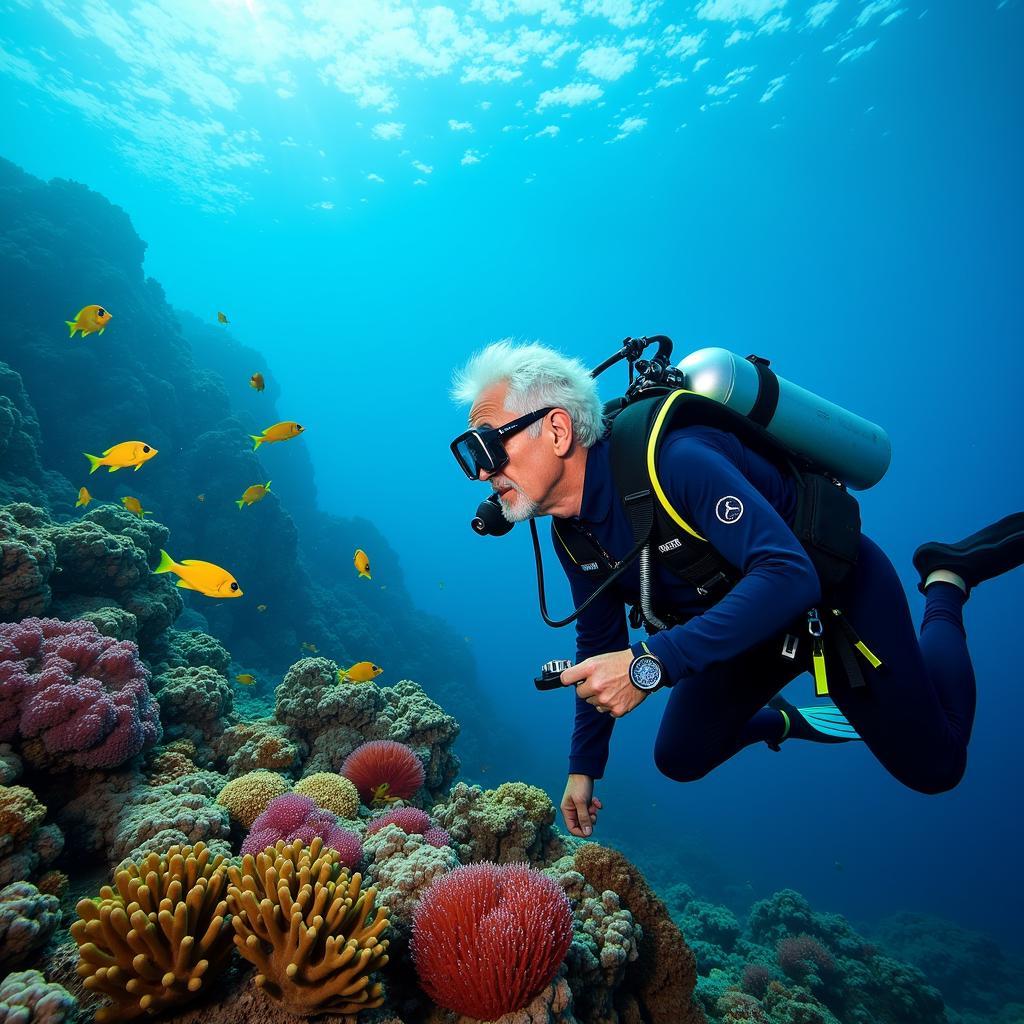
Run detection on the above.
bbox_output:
[471,492,514,536]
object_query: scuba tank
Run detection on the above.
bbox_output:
[676,347,891,490]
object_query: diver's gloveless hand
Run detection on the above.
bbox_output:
[561,649,650,718]
[562,774,602,837]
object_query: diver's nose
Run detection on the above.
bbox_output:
[478,467,494,482]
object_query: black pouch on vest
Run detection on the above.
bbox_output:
[792,471,861,592]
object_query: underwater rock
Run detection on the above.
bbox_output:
[152,663,234,761]
[0,504,56,621]
[0,784,63,889]
[147,627,231,677]
[0,616,162,772]
[211,717,304,777]
[0,968,77,1024]
[431,780,566,868]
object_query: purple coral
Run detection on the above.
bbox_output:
[366,806,450,848]
[777,933,836,980]
[241,793,362,868]
[0,618,161,771]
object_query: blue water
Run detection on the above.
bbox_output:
[2,0,1022,957]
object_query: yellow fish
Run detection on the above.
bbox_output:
[154,549,242,598]
[370,783,401,807]
[236,480,271,509]
[301,642,318,654]
[256,604,267,613]
[217,311,229,324]
[121,496,151,518]
[338,661,383,684]
[83,441,158,474]
[249,372,265,392]
[250,421,304,450]
[66,304,112,338]
[354,549,371,579]
[235,673,256,686]
[75,487,92,508]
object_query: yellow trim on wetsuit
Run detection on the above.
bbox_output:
[646,389,708,542]
[551,521,579,564]
[812,639,829,696]
[854,640,882,669]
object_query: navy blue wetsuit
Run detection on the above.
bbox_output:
[553,426,977,795]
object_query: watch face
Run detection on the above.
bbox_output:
[630,655,662,690]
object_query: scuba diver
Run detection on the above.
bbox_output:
[449,338,1024,840]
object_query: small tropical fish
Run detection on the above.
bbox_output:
[121,496,151,518]
[154,549,242,598]
[235,673,256,686]
[217,311,229,324]
[438,581,445,589]
[354,549,371,579]
[236,480,271,509]
[75,487,92,508]
[301,641,318,654]
[249,372,265,392]
[370,783,402,807]
[66,304,112,338]
[256,604,267,613]
[250,421,304,450]
[338,661,383,684]
[197,493,205,503]
[84,441,158,474]
[380,585,387,591]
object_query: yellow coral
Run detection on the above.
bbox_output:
[70,842,233,1023]
[293,772,360,818]
[215,770,290,827]
[226,837,391,1015]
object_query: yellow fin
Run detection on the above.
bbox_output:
[175,579,200,591]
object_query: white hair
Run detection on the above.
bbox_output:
[450,339,605,448]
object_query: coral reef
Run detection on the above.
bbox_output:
[292,770,360,818]
[215,769,291,828]
[225,837,391,1015]
[0,969,78,1024]
[211,717,303,777]
[411,861,574,1021]
[151,663,232,762]
[70,842,233,1022]
[0,784,63,887]
[0,617,161,771]
[240,792,362,866]
[432,780,566,867]
[0,504,56,621]
[0,880,61,972]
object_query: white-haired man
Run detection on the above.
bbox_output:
[450,340,1023,839]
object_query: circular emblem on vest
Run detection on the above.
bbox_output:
[715,496,744,524]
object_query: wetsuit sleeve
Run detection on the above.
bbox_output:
[637,434,822,682]
[551,523,628,780]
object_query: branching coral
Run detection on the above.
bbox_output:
[341,739,425,807]
[293,771,360,818]
[0,617,161,771]
[225,837,391,1015]
[215,770,291,828]
[70,842,234,1022]
[410,861,574,1021]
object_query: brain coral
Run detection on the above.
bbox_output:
[340,739,425,807]
[0,969,78,1024]
[241,793,362,869]
[0,617,161,772]
[216,770,291,827]
[0,880,61,972]
[410,861,574,1021]
[293,772,359,818]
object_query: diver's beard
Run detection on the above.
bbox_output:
[496,482,541,523]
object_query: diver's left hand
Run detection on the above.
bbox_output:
[561,650,649,718]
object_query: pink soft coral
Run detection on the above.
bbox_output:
[241,793,362,868]
[366,807,450,848]
[0,617,161,771]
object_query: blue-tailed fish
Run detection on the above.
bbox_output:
[75,487,92,508]
[154,549,242,598]
[66,305,111,338]
[83,441,157,473]
[236,480,271,509]
[250,421,303,450]
[354,549,371,579]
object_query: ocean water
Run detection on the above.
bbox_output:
[1,2,1023,1022]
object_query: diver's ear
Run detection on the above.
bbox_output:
[549,408,574,456]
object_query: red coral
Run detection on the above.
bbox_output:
[367,806,432,836]
[241,793,362,868]
[0,617,161,770]
[340,739,424,805]
[410,861,573,1019]
[776,933,835,980]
